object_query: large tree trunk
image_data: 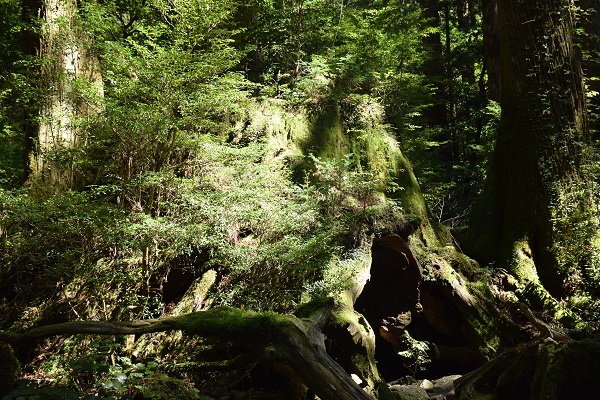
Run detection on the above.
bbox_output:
[578,0,600,141]
[30,0,103,187]
[465,0,592,316]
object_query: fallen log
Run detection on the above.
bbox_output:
[1,299,374,400]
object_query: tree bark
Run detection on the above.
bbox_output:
[465,0,591,311]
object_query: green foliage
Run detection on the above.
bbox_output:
[3,357,201,400]
[2,381,82,400]
[98,358,201,400]
[0,91,26,188]
[547,162,600,301]
[239,0,341,86]
[0,188,122,319]
[1,104,402,389]
[37,336,117,389]
[397,332,431,377]
[306,153,401,231]
[387,2,497,228]
[73,0,250,192]
[240,0,429,106]
[240,0,495,229]
[302,248,369,300]
[0,0,39,188]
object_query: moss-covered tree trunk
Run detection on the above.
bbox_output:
[465,0,593,313]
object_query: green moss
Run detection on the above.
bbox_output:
[293,297,334,319]
[294,102,349,161]
[517,281,580,327]
[529,343,560,400]
[178,307,298,346]
[173,270,217,315]
[511,240,539,284]
[461,276,527,356]
[350,353,377,394]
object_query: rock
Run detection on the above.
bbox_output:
[389,384,430,400]
[430,374,461,398]
[428,395,446,400]
[388,374,462,400]
[420,379,434,390]
[351,373,363,385]
[431,375,461,391]
[390,376,418,386]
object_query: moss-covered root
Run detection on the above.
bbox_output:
[456,337,600,400]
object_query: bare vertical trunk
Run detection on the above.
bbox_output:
[457,0,476,85]
[444,3,459,162]
[31,0,103,187]
[482,0,501,102]
[419,0,448,127]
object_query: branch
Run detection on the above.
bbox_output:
[1,317,183,345]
